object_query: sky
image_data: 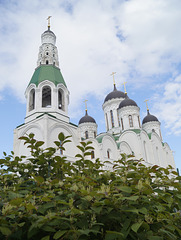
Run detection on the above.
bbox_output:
[0,0,181,171]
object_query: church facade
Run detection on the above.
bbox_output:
[13,25,176,169]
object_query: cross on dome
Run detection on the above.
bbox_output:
[47,16,52,29]
[110,72,116,86]
[144,99,149,111]
[122,81,127,94]
[84,99,88,113]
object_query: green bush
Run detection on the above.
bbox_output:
[0,133,181,240]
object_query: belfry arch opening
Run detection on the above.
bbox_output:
[29,89,35,111]
[42,86,51,108]
[58,89,65,111]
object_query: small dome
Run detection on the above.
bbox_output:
[79,110,96,125]
[43,29,56,36]
[118,95,138,109]
[104,84,126,103]
[41,27,56,45]
[142,110,159,124]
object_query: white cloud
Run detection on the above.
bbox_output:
[1,0,181,132]
[153,75,181,135]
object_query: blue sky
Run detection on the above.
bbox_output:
[0,0,181,172]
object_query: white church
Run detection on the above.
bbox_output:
[13,23,176,169]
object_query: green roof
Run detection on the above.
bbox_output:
[131,129,141,134]
[96,135,104,143]
[29,65,67,87]
[147,133,152,139]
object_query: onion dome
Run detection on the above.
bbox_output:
[104,84,126,103]
[142,110,159,124]
[79,110,96,125]
[118,94,138,109]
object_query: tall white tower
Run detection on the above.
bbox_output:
[14,21,78,158]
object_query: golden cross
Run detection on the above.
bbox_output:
[110,72,116,85]
[47,16,52,28]
[122,81,127,94]
[84,100,88,111]
[144,99,149,110]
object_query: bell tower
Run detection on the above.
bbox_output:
[14,19,77,158]
[25,18,69,123]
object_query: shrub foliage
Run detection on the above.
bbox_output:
[0,133,181,239]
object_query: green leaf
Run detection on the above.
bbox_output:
[0,226,11,236]
[34,176,44,183]
[54,141,60,147]
[58,132,65,141]
[41,236,50,240]
[77,146,85,152]
[84,152,91,156]
[122,196,139,201]
[85,146,94,151]
[53,230,67,239]
[131,221,143,233]
[3,152,7,156]
[35,141,44,147]
[118,186,132,193]
[29,133,35,138]
[18,222,25,227]
[105,231,124,240]
[75,154,83,159]
[124,208,139,214]
[26,203,36,211]
[139,207,147,214]
[148,237,163,240]
[19,136,29,141]
[63,140,71,144]
[10,197,24,206]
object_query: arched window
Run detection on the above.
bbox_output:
[58,89,64,110]
[29,89,35,111]
[46,60,49,65]
[106,113,109,131]
[107,150,110,159]
[94,131,96,138]
[85,131,88,139]
[156,147,160,165]
[121,118,124,130]
[143,141,147,161]
[60,140,63,155]
[91,151,95,159]
[128,115,133,127]
[42,86,51,107]
[117,110,120,127]
[46,52,49,55]
[138,116,141,128]
[159,129,162,139]
[110,110,114,128]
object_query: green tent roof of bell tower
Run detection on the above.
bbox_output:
[29,65,67,87]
